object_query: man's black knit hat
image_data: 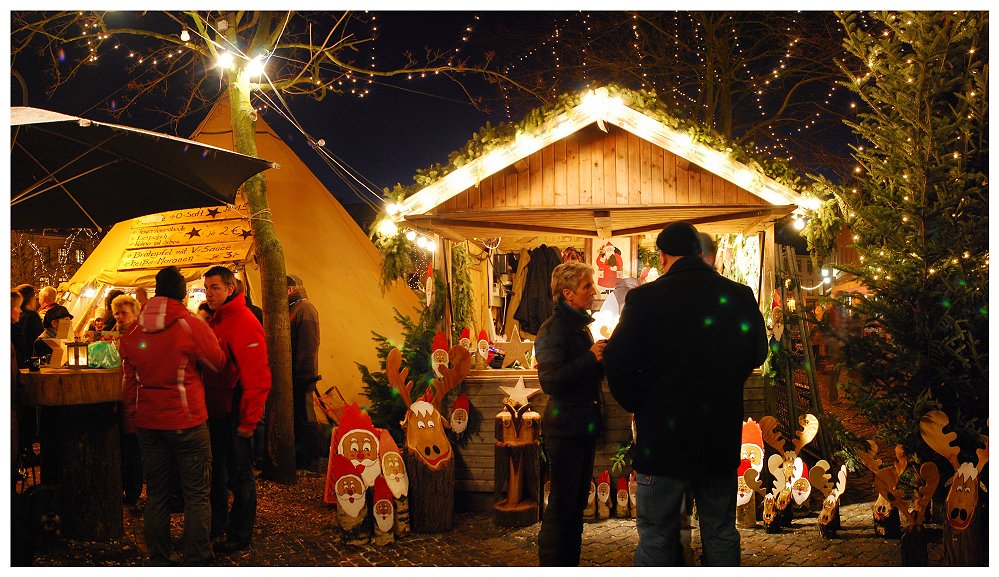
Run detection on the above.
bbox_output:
[656,221,702,257]
[155,266,187,301]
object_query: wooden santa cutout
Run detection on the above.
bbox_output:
[771,289,785,342]
[919,410,988,565]
[379,429,410,538]
[431,332,449,379]
[758,413,818,530]
[615,476,629,518]
[330,454,370,545]
[387,345,471,533]
[596,470,612,520]
[810,460,847,538]
[459,327,473,352]
[790,459,812,508]
[333,403,381,487]
[737,418,765,527]
[450,393,470,436]
[497,325,534,369]
[629,471,637,519]
[371,476,395,546]
[583,478,597,522]
[476,329,490,368]
[493,376,543,527]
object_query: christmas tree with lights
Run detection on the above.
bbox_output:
[809,12,987,462]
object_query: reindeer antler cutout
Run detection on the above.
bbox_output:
[430,346,472,408]
[792,414,819,454]
[830,465,848,500]
[744,468,767,497]
[810,460,835,497]
[858,440,883,473]
[911,462,940,528]
[759,416,788,452]
[386,347,414,408]
[919,410,961,470]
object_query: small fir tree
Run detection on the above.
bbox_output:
[809,12,987,456]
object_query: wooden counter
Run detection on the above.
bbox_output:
[18,368,124,541]
[454,369,766,513]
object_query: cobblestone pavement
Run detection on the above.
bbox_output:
[29,470,948,568]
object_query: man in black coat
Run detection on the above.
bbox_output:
[535,261,605,566]
[604,221,768,566]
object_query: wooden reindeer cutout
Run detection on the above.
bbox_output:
[810,460,847,538]
[858,440,905,538]
[386,345,472,533]
[493,377,543,527]
[744,466,781,533]
[919,410,989,534]
[759,414,819,529]
[874,461,940,566]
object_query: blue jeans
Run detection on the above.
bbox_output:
[634,470,740,566]
[209,416,257,545]
[137,424,213,566]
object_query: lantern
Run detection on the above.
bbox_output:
[66,338,89,369]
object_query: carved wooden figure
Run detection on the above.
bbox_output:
[737,418,765,528]
[875,460,940,566]
[450,393,470,436]
[330,454,371,545]
[615,476,629,518]
[371,476,395,545]
[859,440,905,539]
[759,414,819,529]
[810,460,847,538]
[378,430,410,538]
[493,377,542,527]
[919,410,988,565]
[583,478,597,522]
[431,332,449,378]
[387,345,471,533]
[629,471,637,519]
[334,403,381,487]
[596,470,612,520]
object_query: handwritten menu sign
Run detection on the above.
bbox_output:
[117,204,254,272]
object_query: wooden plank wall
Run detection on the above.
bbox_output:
[442,124,764,213]
[456,369,767,501]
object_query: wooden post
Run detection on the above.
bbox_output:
[493,408,541,527]
[403,452,455,533]
[40,403,122,540]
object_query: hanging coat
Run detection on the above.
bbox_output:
[513,244,563,336]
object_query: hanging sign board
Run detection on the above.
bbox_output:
[126,221,255,249]
[133,203,247,228]
[117,240,253,271]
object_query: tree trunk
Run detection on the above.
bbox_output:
[226,70,295,484]
[943,510,987,566]
[403,451,454,533]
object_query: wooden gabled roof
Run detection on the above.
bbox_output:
[395,88,807,243]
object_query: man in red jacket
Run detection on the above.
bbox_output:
[120,266,226,566]
[201,266,272,554]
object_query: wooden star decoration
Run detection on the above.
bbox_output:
[500,376,541,407]
[498,325,534,369]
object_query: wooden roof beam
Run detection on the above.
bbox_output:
[593,210,613,237]
[613,207,792,237]
[405,215,596,238]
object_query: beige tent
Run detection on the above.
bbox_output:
[61,98,421,404]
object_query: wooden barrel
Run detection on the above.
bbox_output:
[17,368,124,541]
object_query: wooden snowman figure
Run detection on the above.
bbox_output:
[493,376,543,527]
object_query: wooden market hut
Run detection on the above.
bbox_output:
[392,87,811,509]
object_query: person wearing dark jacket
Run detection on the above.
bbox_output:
[119,266,226,566]
[535,261,605,566]
[287,274,325,472]
[603,221,768,566]
[15,284,43,368]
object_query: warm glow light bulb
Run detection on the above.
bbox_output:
[180,29,191,42]
[793,218,805,231]
[376,219,398,238]
[405,230,417,241]
[217,51,234,69]
[246,56,266,78]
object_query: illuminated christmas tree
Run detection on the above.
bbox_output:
[809,12,987,456]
